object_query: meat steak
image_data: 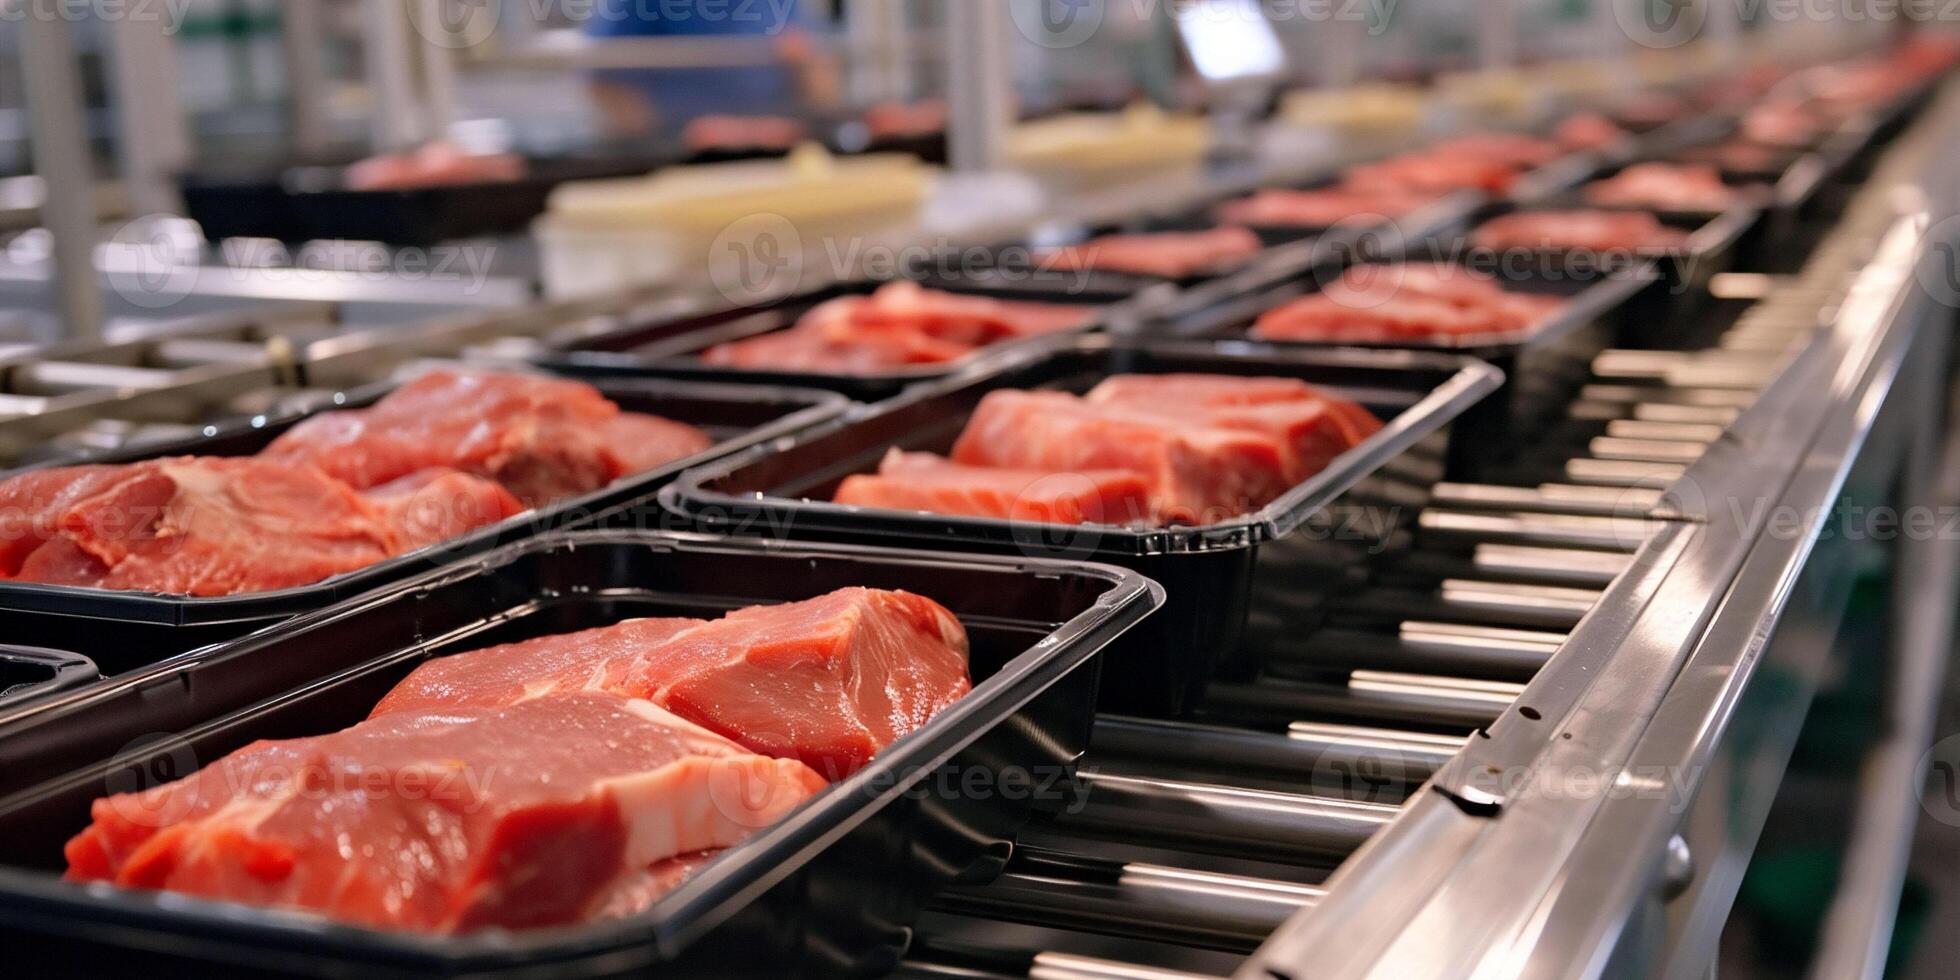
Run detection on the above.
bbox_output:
[373,588,973,780]
[64,695,825,933]
[834,449,1155,525]
[262,370,711,507]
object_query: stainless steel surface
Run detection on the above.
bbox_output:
[946,2,1013,173]
[19,11,104,341]
[1051,772,1397,864]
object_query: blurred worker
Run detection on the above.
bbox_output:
[585,1,842,140]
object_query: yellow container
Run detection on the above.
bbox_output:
[1280,83,1428,132]
[1004,104,1211,183]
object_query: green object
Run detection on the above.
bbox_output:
[1738,846,1934,977]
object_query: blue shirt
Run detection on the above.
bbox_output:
[586,2,806,131]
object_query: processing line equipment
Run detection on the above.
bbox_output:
[882,75,1960,980]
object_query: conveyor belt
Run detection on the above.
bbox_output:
[891,82,1948,978]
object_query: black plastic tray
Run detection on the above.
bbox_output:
[179,156,663,247]
[0,375,849,675]
[0,531,1160,977]
[0,646,98,711]
[532,278,1131,402]
[1151,245,1661,480]
[1443,199,1761,329]
[659,335,1501,715]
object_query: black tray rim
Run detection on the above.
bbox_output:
[663,333,1504,557]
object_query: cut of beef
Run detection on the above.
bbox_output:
[1213,186,1442,227]
[1084,374,1385,480]
[369,617,707,717]
[2,458,521,596]
[701,282,1094,373]
[952,390,1298,525]
[1251,263,1566,343]
[64,695,825,933]
[372,588,973,780]
[1583,163,1740,212]
[1471,210,1691,253]
[1040,227,1263,279]
[834,449,1155,525]
[262,370,712,507]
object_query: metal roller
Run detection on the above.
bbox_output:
[1563,458,1688,486]
[1202,675,1513,731]
[1631,402,1742,425]
[151,338,277,369]
[1577,384,1759,408]
[1264,623,1558,681]
[1417,510,1656,551]
[1048,772,1398,864]
[1090,716,1458,785]
[933,846,1323,951]
[11,362,180,395]
[1429,482,1662,517]
[1585,436,1710,464]
[1603,420,1724,443]
[1470,544,1633,587]
[1331,580,1598,631]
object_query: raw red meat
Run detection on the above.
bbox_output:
[64,695,824,933]
[1214,186,1443,228]
[702,282,1094,373]
[682,114,809,153]
[1345,153,1524,194]
[3,458,521,596]
[345,142,525,192]
[951,390,1297,525]
[834,449,1155,525]
[0,464,125,576]
[1584,163,1740,212]
[1086,374,1386,449]
[1555,112,1629,152]
[368,617,706,717]
[1251,263,1565,343]
[1471,210,1690,253]
[863,100,948,140]
[373,588,973,780]
[1426,133,1563,169]
[1040,227,1263,279]
[1740,101,1823,147]
[263,370,711,507]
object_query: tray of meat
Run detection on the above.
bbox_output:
[1342,130,1601,201]
[1580,161,1771,217]
[0,530,1160,976]
[180,144,667,246]
[0,646,98,711]
[660,335,1501,715]
[929,224,1285,317]
[534,279,1117,402]
[0,370,848,673]
[1152,256,1657,479]
[1458,201,1758,319]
